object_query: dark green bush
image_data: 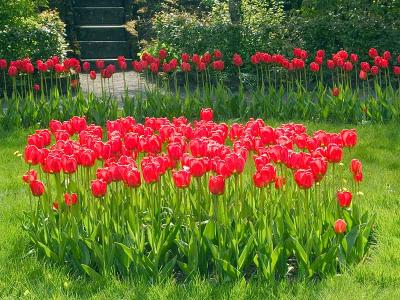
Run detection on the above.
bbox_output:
[290,0,400,59]
[149,1,297,60]
[0,10,67,61]
[145,0,400,62]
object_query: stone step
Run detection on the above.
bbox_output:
[76,25,127,41]
[79,41,130,59]
[79,58,133,70]
[74,7,125,25]
[73,0,123,7]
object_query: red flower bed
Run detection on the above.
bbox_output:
[22,109,374,281]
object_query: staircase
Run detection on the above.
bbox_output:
[73,0,132,68]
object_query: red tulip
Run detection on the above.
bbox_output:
[167,142,183,161]
[173,170,191,188]
[189,159,206,177]
[0,59,7,70]
[200,108,213,121]
[251,54,260,65]
[159,49,167,60]
[350,53,358,63]
[274,176,286,190]
[181,53,190,63]
[316,49,325,58]
[62,156,78,174]
[30,180,45,197]
[343,61,353,72]
[37,62,48,73]
[260,164,277,184]
[8,66,17,77]
[314,56,323,65]
[119,60,127,71]
[96,59,105,70]
[214,49,222,59]
[327,59,335,70]
[24,145,42,165]
[334,219,347,234]
[350,159,362,175]
[82,61,90,72]
[96,167,113,184]
[33,84,40,92]
[368,48,378,58]
[181,62,191,72]
[394,66,400,76]
[309,158,327,182]
[233,54,243,67]
[22,169,37,183]
[142,163,160,184]
[341,129,357,147]
[201,52,212,64]
[209,175,225,195]
[253,172,265,188]
[211,60,224,71]
[123,169,141,188]
[370,66,379,76]
[89,70,96,80]
[310,62,320,72]
[353,172,363,183]
[64,193,78,206]
[332,87,340,97]
[359,70,367,80]
[337,191,352,207]
[383,50,391,60]
[326,144,343,163]
[91,179,107,197]
[294,169,315,189]
[150,62,159,74]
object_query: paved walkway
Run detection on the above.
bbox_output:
[79,71,148,98]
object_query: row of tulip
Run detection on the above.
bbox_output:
[1,46,400,128]
[21,109,374,281]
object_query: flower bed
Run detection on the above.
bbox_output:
[1,47,400,130]
[22,109,374,281]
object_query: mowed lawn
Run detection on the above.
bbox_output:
[0,122,399,299]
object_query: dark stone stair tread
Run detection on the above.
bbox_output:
[76,25,127,41]
[79,41,130,59]
[74,7,125,25]
[74,0,123,7]
[76,25,126,28]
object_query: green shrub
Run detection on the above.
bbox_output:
[150,1,296,61]
[290,0,400,59]
[0,10,67,61]
[146,0,399,63]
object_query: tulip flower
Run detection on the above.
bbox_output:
[337,191,352,207]
[334,219,347,234]
[22,169,37,183]
[30,180,45,197]
[209,175,225,195]
[173,170,191,188]
[200,108,213,121]
[159,49,167,60]
[332,87,340,97]
[233,54,243,67]
[294,169,315,189]
[64,193,78,206]
[91,179,107,198]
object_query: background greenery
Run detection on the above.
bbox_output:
[137,0,400,62]
[1,123,399,298]
[0,0,67,61]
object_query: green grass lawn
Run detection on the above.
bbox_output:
[0,122,400,299]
